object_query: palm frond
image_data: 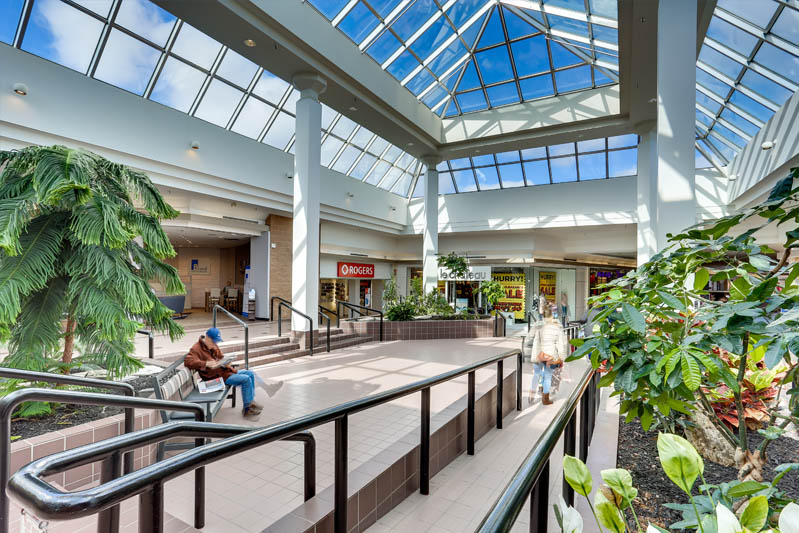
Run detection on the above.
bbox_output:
[0,216,65,323]
[127,243,184,294]
[8,276,67,359]
[0,189,38,255]
[76,338,143,379]
[70,196,134,249]
[119,205,175,258]
[120,166,179,219]
[138,292,184,340]
[67,276,142,340]
[32,146,92,206]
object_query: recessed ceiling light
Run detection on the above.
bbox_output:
[190,141,200,150]
[407,142,414,146]
[244,39,256,47]
[13,83,28,96]
[348,106,357,111]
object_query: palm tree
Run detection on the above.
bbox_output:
[0,145,184,378]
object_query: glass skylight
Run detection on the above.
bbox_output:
[3,0,423,197]
[411,134,638,196]
[695,0,799,168]
[305,0,619,116]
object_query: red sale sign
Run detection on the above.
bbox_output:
[338,262,374,278]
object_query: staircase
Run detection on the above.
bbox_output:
[219,328,372,368]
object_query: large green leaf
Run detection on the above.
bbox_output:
[621,303,647,334]
[694,268,710,291]
[595,492,626,533]
[563,455,592,497]
[657,433,703,494]
[739,495,768,532]
[601,469,638,509]
[767,175,794,202]
[725,480,769,498]
[715,503,742,533]
[748,254,772,271]
[32,146,92,206]
[680,352,702,391]
[657,290,686,312]
[778,502,799,533]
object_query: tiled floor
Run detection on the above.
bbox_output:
[9,338,522,532]
[367,358,617,533]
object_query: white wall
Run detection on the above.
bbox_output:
[0,46,408,234]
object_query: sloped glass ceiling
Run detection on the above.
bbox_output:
[305,0,620,116]
[695,0,799,168]
[411,133,638,196]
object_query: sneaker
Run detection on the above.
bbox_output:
[248,404,263,414]
[265,381,284,398]
[250,401,264,410]
[243,407,261,420]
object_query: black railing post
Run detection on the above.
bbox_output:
[336,301,341,328]
[122,410,134,475]
[420,387,430,495]
[467,371,475,455]
[496,360,503,429]
[563,413,577,506]
[530,460,550,533]
[517,351,523,411]
[304,436,316,500]
[579,392,591,463]
[139,481,164,533]
[335,416,348,533]
[326,314,331,353]
[380,314,384,342]
[278,304,283,337]
[97,451,121,533]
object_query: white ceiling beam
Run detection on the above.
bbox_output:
[499,0,618,28]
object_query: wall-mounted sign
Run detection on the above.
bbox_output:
[338,262,375,278]
[190,258,209,274]
[438,266,491,281]
[492,272,526,320]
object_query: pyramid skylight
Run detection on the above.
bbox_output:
[305,0,620,116]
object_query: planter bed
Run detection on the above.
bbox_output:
[616,416,799,529]
[340,316,505,342]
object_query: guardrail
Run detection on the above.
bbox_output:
[274,299,315,356]
[475,367,599,532]
[318,306,332,353]
[136,329,154,359]
[9,349,523,532]
[212,305,249,369]
[336,301,384,342]
[0,388,206,533]
[269,295,292,322]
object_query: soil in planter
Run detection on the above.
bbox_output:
[10,375,154,441]
[616,416,799,529]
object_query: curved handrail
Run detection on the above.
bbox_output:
[137,329,154,359]
[318,307,332,353]
[336,301,384,341]
[0,388,206,533]
[475,366,597,532]
[9,348,523,532]
[270,295,292,322]
[276,301,314,356]
[212,304,248,369]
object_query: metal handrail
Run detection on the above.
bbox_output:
[0,368,136,474]
[212,304,248,369]
[0,388,206,533]
[6,416,316,531]
[137,329,154,359]
[270,295,292,322]
[475,367,598,533]
[319,305,339,323]
[275,300,314,356]
[318,306,332,353]
[10,348,523,533]
[336,301,384,342]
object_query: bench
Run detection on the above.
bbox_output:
[151,355,236,460]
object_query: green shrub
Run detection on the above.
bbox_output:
[385,300,416,321]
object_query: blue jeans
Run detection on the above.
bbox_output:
[531,363,554,394]
[225,370,255,409]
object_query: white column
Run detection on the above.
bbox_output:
[422,156,440,293]
[636,129,657,265]
[655,0,697,251]
[250,232,270,318]
[291,73,326,332]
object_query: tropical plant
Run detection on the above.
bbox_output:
[437,251,469,279]
[570,168,799,481]
[0,145,184,381]
[385,300,416,321]
[558,433,799,533]
[477,279,505,315]
[382,275,399,311]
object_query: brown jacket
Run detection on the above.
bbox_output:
[184,336,236,381]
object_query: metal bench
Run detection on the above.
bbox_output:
[151,355,235,460]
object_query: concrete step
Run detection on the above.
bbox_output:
[217,336,289,354]
[310,332,363,347]
[244,336,373,368]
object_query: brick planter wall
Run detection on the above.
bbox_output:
[9,411,158,491]
[339,316,506,341]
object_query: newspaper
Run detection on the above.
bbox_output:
[197,377,224,393]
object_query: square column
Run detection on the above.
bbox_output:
[654,0,697,250]
[291,73,326,332]
[421,157,440,293]
[636,129,657,265]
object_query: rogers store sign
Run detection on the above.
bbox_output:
[337,262,375,278]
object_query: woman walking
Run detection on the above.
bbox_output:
[525,306,567,405]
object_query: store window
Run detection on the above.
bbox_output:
[320,279,348,311]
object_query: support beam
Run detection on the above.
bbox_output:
[422,156,440,294]
[291,72,326,332]
[654,0,697,251]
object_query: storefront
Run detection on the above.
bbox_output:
[319,258,391,312]
[526,267,578,322]
[438,265,491,312]
[491,269,526,321]
[589,268,630,296]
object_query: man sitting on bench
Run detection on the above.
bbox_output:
[185,328,263,419]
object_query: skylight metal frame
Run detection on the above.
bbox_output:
[694,0,799,166]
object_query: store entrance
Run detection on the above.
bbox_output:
[320,279,348,312]
[360,280,371,307]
